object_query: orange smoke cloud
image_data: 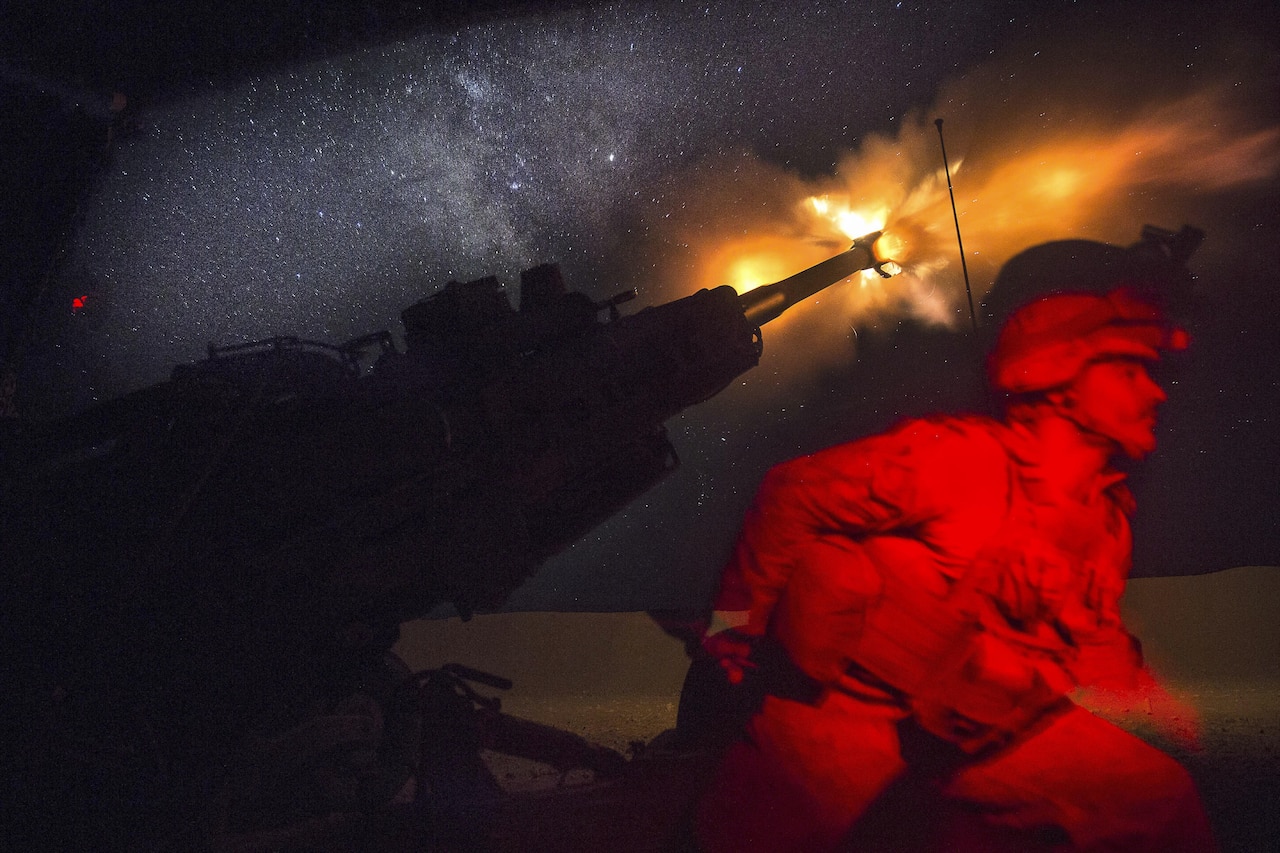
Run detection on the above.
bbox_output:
[640,24,1280,373]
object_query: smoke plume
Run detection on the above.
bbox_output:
[637,3,1280,381]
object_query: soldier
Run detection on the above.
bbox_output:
[692,287,1216,851]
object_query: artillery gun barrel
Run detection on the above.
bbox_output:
[739,231,885,326]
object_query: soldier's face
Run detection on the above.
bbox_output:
[1062,358,1168,459]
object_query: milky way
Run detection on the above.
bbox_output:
[47,1,1022,405]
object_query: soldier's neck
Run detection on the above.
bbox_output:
[1006,408,1116,503]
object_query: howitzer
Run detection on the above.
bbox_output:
[1,232,888,847]
[3,231,889,629]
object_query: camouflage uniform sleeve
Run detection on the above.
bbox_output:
[712,417,998,638]
[1063,485,1146,689]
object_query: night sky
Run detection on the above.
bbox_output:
[17,0,1280,611]
[36,0,1018,400]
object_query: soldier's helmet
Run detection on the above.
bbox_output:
[986,287,1189,395]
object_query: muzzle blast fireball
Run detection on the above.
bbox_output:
[740,231,893,326]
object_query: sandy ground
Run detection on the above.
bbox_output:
[393,566,1280,851]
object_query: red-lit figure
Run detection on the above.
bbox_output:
[694,288,1216,852]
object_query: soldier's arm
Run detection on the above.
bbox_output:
[707,417,1005,683]
[710,423,935,635]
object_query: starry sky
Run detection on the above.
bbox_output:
[34,1,1050,405]
[29,0,1280,610]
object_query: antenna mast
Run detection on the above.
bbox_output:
[934,119,977,334]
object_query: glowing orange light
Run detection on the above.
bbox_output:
[677,79,1279,344]
[1041,167,1085,200]
[72,295,88,312]
[726,254,794,294]
[706,236,825,294]
[873,231,908,265]
[806,195,889,241]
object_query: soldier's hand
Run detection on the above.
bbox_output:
[702,629,758,685]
